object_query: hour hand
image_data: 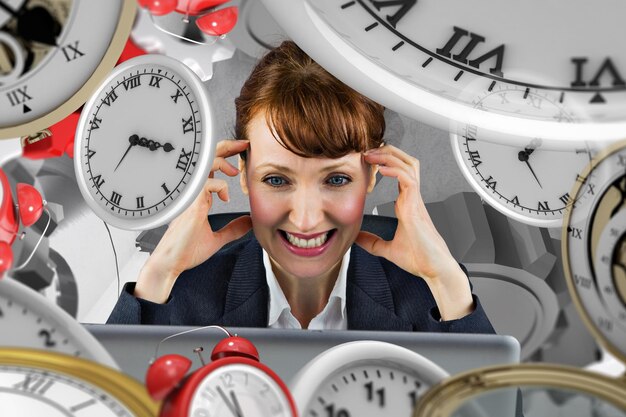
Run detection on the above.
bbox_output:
[114,134,139,172]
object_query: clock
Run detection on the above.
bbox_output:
[260,0,626,143]
[73,54,216,231]
[450,94,595,227]
[0,276,117,367]
[413,363,626,417]
[0,347,158,417]
[562,138,626,366]
[289,340,448,417]
[0,0,136,139]
[145,332,297,417]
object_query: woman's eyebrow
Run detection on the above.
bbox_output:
[256,162,296,174]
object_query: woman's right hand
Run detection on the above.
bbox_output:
[134,140,253,303]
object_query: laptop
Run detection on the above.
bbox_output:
[86,325,520,416]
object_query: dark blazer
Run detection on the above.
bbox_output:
[108,238,495,334]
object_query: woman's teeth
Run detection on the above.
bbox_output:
[285,231,328,248]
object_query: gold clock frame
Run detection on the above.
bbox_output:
[0,0,136,140]
[0,348,159,416]
[413,363,626,417]
[561,138,626,366]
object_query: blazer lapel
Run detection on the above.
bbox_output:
[346,245,413,331]
[220,239,269,327]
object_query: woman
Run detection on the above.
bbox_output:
[108,41,494,333]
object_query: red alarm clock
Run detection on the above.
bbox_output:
[0,169,45,275]
[137,0,238,37]
[146,330,298,417]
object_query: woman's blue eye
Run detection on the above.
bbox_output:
[327,175,350,186]
[265,176,287,187]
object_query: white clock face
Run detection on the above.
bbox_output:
[290,341,448,417]
[189,364,293,417]
[74,54,215,230]
[0,365,133,417]
[451,119,594,227]
[563,140,626,364]
[0,278,116,367]
[261,0,626,142]
[302,361,431,417]
[0,0,135,139]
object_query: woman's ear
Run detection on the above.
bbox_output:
[239,156,249,195]
[367,164,379,193]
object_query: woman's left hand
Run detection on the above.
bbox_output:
[356,145,474,320]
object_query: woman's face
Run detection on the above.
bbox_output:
[240,114,377,280]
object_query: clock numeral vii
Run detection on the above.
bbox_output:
[436,26,505,77]
[468,150,481,167]
[61,40,85,62]
[13,374,55,395]
[149,75,162,88]
[368,0,417,28]
[325,403,350,417]
[182,116,194,134]
[177,148,192,171]
[110,191,122,206]
[123,75,141,91]
[102,90,118,106]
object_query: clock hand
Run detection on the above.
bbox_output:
[135,136,175,153]
[518,150,542,188]
[0,1,18,17]
[230,390,246,417]
[216,386,243,417]
[114,134,139,172]
[16,6,61,46]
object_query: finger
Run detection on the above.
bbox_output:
[211,156,239,176]
[202,178,229,202]
[355,230,389,258]
[366,144,416,166]
[216,139,250,159]
[213,215,253,247]
[376,165,419,193]
[363,151,416,178]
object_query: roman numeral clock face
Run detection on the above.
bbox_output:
[0,0,135,139]
[261,0,626,142]
[74,55,215,230]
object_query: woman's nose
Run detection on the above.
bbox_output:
[288,187,324,232]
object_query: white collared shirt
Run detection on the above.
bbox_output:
[263,248,351,330]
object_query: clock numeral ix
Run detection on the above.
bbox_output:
[149,75,162,88]
[61,40,85,62]
[436,26,505,77]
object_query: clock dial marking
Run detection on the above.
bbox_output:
[75,55,215,230]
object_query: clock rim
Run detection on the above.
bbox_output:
[260,0,626,143]
[73,53,216,231]
[170,356,297,417]
[0,0,137,140]
[561,137,626,366]
[0,347,159,416]
[0,277,118,368]
[289,340,449,414]
[413,362,626,417]
[450,131,565,228]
